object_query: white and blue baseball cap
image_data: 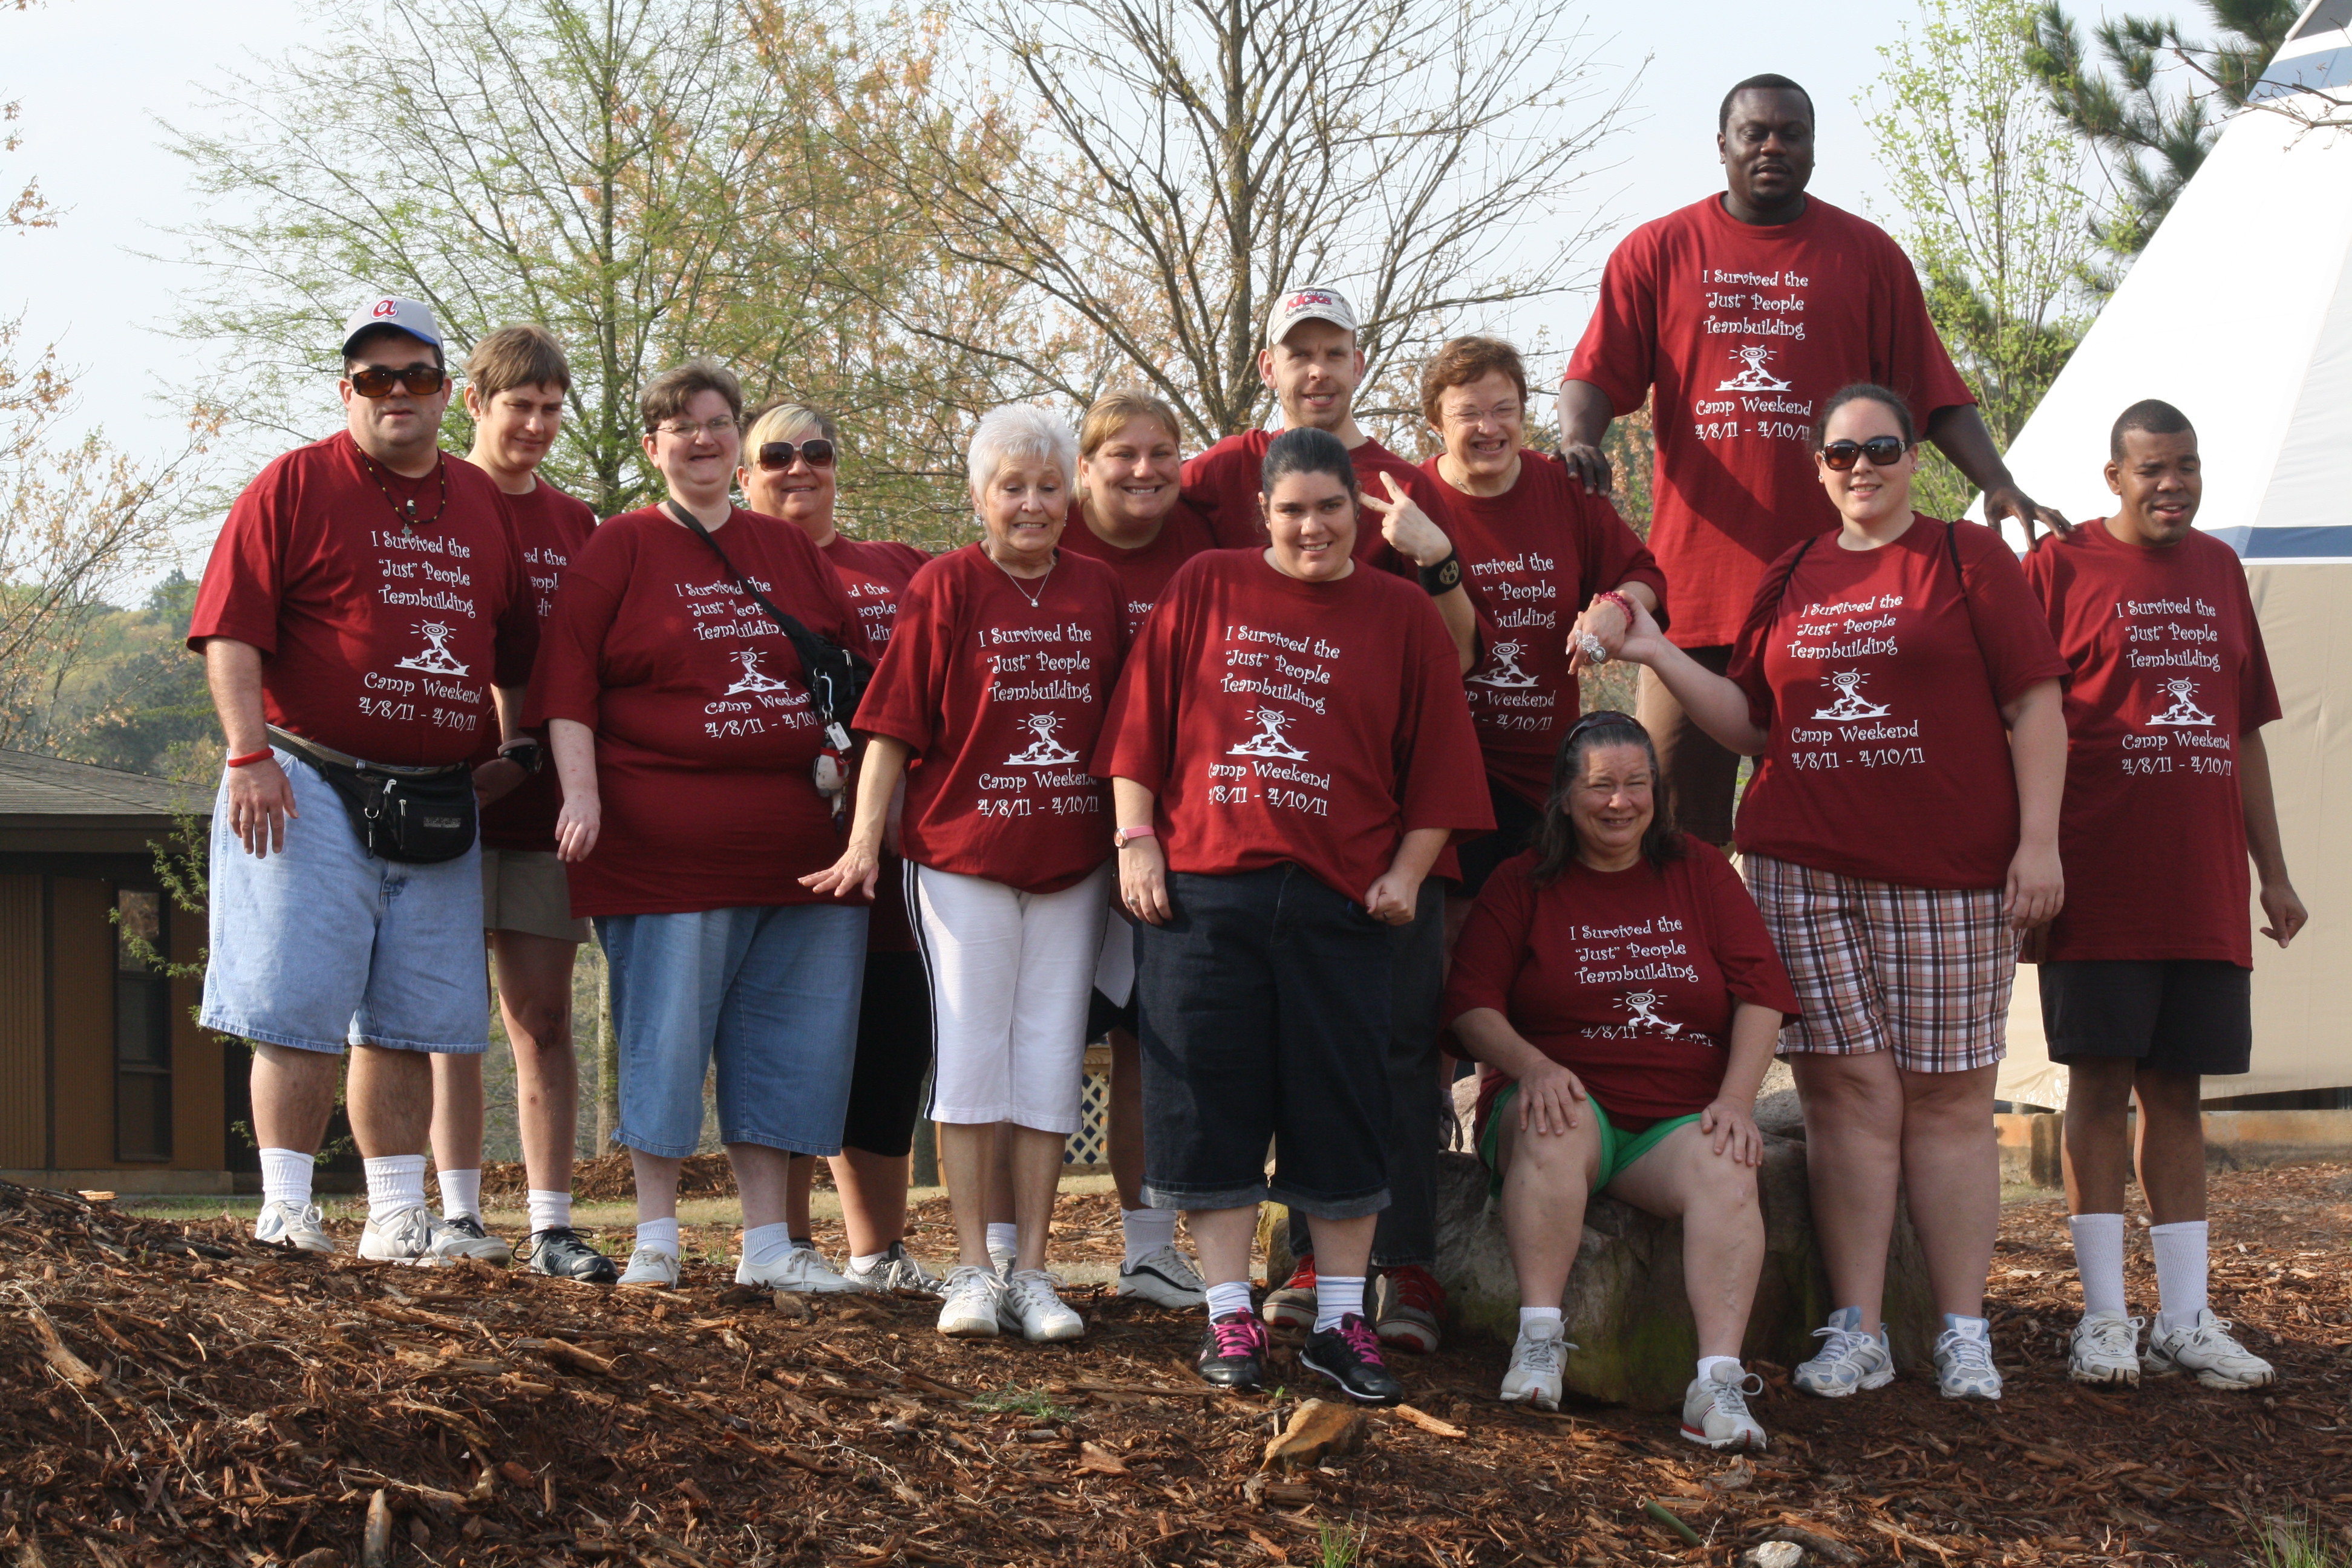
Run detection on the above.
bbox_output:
[341,295,445,358]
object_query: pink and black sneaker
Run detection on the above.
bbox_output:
[1196,1310,1270,1390]
[1299,1313,1405,1405]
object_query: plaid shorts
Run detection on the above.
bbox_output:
[1743,854,2013,1073]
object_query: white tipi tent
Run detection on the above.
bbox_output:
[1982,0,2352,1106]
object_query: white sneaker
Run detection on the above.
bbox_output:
[1933,1319,2004,1400]
[936,1264,1005,1338]
[1793,1307,1894,1397]
[1681,1363,1769,1451]
[1498,1319,1572,1411]
[357,1204,470,1266]
[2068,1311,2143,1387]
[254,1199,335,1254]
[843,1241,940,1295]
[618,1245,681,1289]
[2146,1308,2275,1390]
[434,1213,513,1264]
[738,1244,862,1293]
[999,1267,1086,1342]
[1118,1245,1207,1307]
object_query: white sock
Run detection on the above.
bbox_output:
[1313,1275,1367,1333]
[260,1148,313,1210]
[986,1221,1018,1258]
[1942,1313,1990,1341]
[1205,1279,1255,1320]
[2150,1220,2209,1334]
[634,1217,680,1257]
[363,1154,429,1227]
[1696,1354,1742,1383]
[851,1249,891,1273]
[437,1168,482,1221]
[1518,1305,1563,1338]
[528,1189,573,1235]
[2069,1212,2128,1316]
[1121,1206,1178,1268]
[742,1221,799,1269]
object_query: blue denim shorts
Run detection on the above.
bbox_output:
[598,903,869,1158]
[200,749,490,1055]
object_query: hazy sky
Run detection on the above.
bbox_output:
[6,0,1916,538]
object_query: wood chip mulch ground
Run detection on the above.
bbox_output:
[4,1166,2348,1567]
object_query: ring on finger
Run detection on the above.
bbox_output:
[1578,633,1609,665]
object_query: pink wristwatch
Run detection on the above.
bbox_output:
[1112,825,1157,850]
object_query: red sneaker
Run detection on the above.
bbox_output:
[1374,1263,1446,1354]
[1262,1253,1318,1331]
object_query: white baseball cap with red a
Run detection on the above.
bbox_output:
[1266,285,1357,345]
[341,295,445,358]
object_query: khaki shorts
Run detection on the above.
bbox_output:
[480,848,591,942]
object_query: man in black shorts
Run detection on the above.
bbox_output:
[2022,400,2307,1391]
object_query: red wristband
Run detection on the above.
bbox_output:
[226,748,275,769]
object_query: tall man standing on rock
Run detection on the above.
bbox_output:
[1181,286,1475,1356]
[191,296,542,1263]
[2022,400,2304,1392]
[1557,73,2067,844]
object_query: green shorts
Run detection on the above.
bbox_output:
[1477,1081,1701,1200]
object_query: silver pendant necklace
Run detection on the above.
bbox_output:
[992,547,1054,608]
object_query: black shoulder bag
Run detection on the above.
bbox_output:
[665,501,874,806]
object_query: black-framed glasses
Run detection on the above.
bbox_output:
[348,364,448,399]
[756,439,835,471]
[1819,436,1909,471]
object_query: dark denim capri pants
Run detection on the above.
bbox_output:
[1136,863,1394,1219]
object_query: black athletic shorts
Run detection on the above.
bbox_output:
[840,949,935,1155]
[1452,777,1546,897]
[2039,958,2252,1076]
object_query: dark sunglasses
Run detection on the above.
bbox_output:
[756,439,835,471]
[1818,436,1909,471]
[348,364,449,399]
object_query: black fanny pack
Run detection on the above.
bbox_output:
[270,727,479,864]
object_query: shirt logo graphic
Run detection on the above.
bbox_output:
[1227,706,1310,760]
[1618,990,1684,1035]
[1469,639,1539,689]
[723,648,793,694]
[393,620,469,677]
[1813,669,1891,721]
[1716,344,1792,392]
[2147,678,2216,728]
[1004,713,1082,766]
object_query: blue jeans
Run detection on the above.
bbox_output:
[200,749,488,1054]
[598,903,869,1157]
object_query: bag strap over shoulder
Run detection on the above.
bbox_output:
[662,500,864,734]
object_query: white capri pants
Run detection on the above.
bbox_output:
[910,860,1112,1135]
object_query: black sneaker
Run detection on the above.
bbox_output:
[529,1226,619,1284]
[1299,1313,1405,1405]
[1196,1311,1269,1390]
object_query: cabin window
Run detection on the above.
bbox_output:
[114,887,172,1161]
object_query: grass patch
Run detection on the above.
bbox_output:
[967,1384,1073,1423]
[2254,1513,2352,1568]
[1318,1520,1367,1568]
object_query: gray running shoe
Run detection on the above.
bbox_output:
[435,1212,512,1264]
[2068,1311,2142,1387]
[1681,1363,1769,1450]
[2146,1308,2275,1390]
[1933,1320,2004,1400]
[529,1227,619,1284]
[1118,1245,1207,1307]
[359,1204,485,1266]
[1498,1319,1572,1411]
[843,1241,940,1295]
[1793,1307,1895,1397]
[254,1199,335,1255]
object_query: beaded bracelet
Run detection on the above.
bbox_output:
[1592,589,1636,623]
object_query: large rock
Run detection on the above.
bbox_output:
[1267,1071,1940,1411]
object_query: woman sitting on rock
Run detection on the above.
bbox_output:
[1445,711,1795,1448]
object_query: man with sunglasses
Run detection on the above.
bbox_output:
[190,295,542,1265]
[1555,73,2068,848]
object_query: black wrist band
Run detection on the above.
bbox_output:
[1420,549,1462,595]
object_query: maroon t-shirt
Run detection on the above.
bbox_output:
[1727,516,2069,889]
[479,479,598,852]
[1093,549,1492,903]
[1055,500,1217,639]
[189,432,538,765]
[1422,449,1670,806]
[2023,521,2281,965]
[817,531,932,950]
[1445,840,1799,1133]
[1565,194,1975,648]
[855,544,1125,893]
[523,506,870,917]
[1180,428,1461,581]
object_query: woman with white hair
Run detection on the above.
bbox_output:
[806,403,1125,1342]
